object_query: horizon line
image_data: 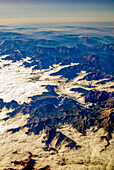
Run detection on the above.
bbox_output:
[0,17,114,25]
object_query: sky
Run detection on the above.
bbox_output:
[0,0,114,24]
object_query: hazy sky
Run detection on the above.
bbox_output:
[0,0,114,24]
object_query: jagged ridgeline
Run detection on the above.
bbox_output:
[0,24,114,170]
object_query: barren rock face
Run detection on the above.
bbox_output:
[0,24,114,170]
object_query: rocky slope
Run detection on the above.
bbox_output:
[0,24,113,170]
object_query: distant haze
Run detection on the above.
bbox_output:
[0,0,114,24]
